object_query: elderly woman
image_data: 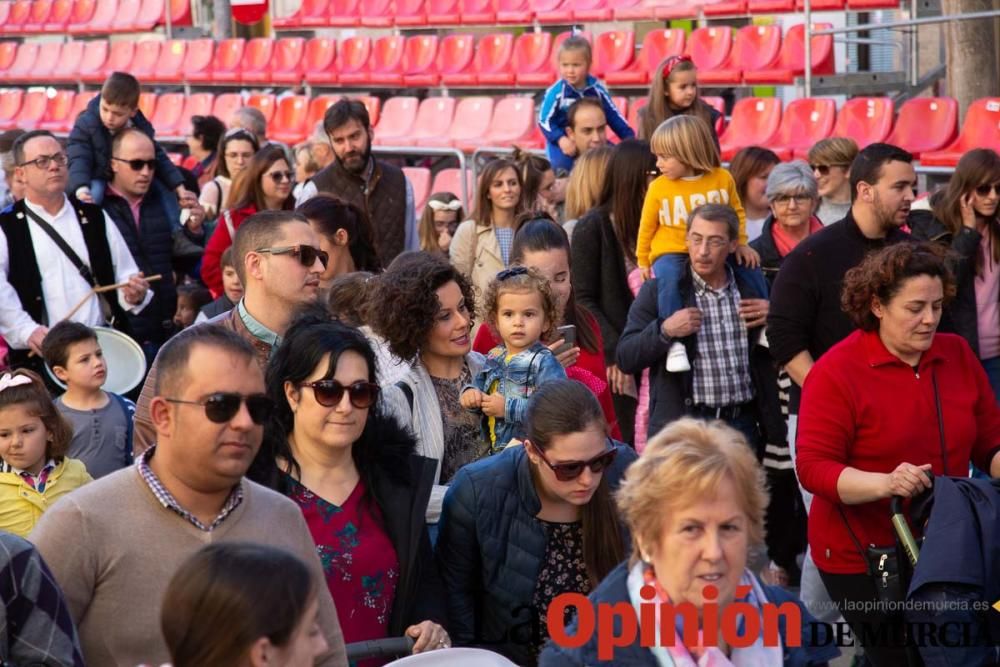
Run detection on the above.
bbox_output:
[796,243,1000,666]
[807,138,857,226]
[540,418,837,665]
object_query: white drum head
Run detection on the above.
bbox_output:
[46,327,147,395]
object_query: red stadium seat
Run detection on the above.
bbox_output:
[5,0,31,33]
[131,0,164,30]
[748,0,793,10]
[921,98,1000,166]
[371,96,419,145]
[606,28,684,85]
[6,42,39,82]
[360,0,392,26]
[31,41,61,82]
[0,41,18,80]
[591,30,635,79]
[700,25,781,85]
[66,0,96,33]
[473,33,516,86]
[431,167,475,209]
[84,0,117,33]
[66,89,96,124]
[269,95,311,145]
[170,92,214,139]
[209,38,245,84]
[180,38,215,83]
[241,37,275,84]
[510,32,552,86]
[403,167,431,213]
[24,0,53,32]
[497,0,532,22]
[685,26,732,75]
[516,29,588,87]
[885,97,957,159]
[302,37,337,85]
[535,0,572,23]
[653,0,699,20]
[847,0,899,9]
[167,0,191,25]
[702,0,746,17]
[341,35,403,86]
[354,95,380,126]
[46,40,80,83]
[211,93,244,126]
[460,0,495,23]
[438,34,476,86]
[328,0,360,26]
[627,95,647,131]
[768,97,836,161]
[336,36,372,85]
[273,0,328,28]
[151,39,187,83]
[86,39,133,83]
[246,93,276,125]
[400,35,439,87]
[305,95,336,134]
[76,39,107,81]
[395,0,427,26]
[426,0,460,23]
[743,23,834,85]
[129,40,161,80]
[612,0,657,20]
[14,90,49,129]
[38,89,76,132]
[0,89,24,130]
[702,95,726,134]
[574,0,612,21]
[828,97,894,151]
[269,37,305,85]
[137,92,156,120]
[419,96,493,148]
[148,92,186,137]
[111,0,140,31]
[719,97,782,161]
[462,97,537,152]
[0,3,11,33]
[394,97,456,146]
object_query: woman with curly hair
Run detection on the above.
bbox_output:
[796,242,1000,666]
[368,252,487,526]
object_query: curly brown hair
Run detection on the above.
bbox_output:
[841,242,957,332]
[367,252,477,363]
[482,266,559,343]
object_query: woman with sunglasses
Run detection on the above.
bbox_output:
[201,146,297,297]
[807,138,857,226]
[199,128,260,223]
[249,314,450,659]
[911,148,1000,400]
[437,380,634,666]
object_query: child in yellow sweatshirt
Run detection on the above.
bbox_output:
[637,115,766,372]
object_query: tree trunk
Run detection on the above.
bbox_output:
[941,0,999,117]
[213,0,232,39]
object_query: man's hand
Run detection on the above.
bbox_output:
[122,272,150,305]
[739,298,769,328]
[557,136,577,157]
[27,326,48,356]
[661,307,702,339]
[481,392,506,418]
[75,187,93,203]
[181,198,206,234]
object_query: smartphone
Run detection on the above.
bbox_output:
[553,324,576,356]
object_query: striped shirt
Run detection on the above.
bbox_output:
[691,267,754,407]
[136,447,243,532]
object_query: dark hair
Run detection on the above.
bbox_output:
[0,370,73,462]
[12,130,56,166]
[511,147,553,209]
[41,321,98,370]
[296,194,381,273]
[101,71,140,108]
[323,97,371,135]
[161,542,317,667]
[216,129,260,180]
[190,115,226,154]
[473,158,524,228]
[177,283,213,310]
[327,271,374,327]
[932,148,1000,272]
[688,203,740,241]
[510,214,599,355]
[566,98,605,131]
[641,57,716,141]
[841,242,957,331]
[525,380,625,586]
[368,251,476,362]
[155,326,257,396]
[597,139,656,258]
[849,143,914,203]
[231,210,309,285]
[729,147,781,206]
[228,145,296,213]
[220,246,236,271]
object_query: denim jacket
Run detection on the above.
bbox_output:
[469,342,567,448]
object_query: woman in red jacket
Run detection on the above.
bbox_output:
[796,243,1000,666]
[201,145,296,296]
[473,213,621,440]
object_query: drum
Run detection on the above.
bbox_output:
[46,327,147,395]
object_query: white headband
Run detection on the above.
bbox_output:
[0,373,32,393]
[427,199,462,212]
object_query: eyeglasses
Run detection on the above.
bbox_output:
[163,392,274,424]
[810,163,849,176]
[268,170,294,184]
[112,157,157,172]
[300,380,380,409]
[975,183,1000,197]
[496,266,529,281]
[772,194,813,206]
[533,442,618,482]
[688,234,729,249]
[17,152,68,170]
[255,245,329,269]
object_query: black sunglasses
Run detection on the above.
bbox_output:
[268,170,295,184]
[810,163,848,176]
[112,157,157,172]
[164,393,273,424]
[300,380,380,409]
[975,183,1000,197]
[533,442,618,482]
[255,245,329,269]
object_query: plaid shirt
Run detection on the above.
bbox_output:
[691,267,754,407]
[136,447,243,532]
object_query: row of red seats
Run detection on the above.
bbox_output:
[0,0,190,35]
[274,0,897,30]
[0,26,833,89]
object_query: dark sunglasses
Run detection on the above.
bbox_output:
[809,163,848,176]
[112,157,157,172]
[268,170,295,184]
[533,443,618,482]
[300,380,380,409]
[255,245,329,269]
[164,393,273,424]
[975,183,1000,197]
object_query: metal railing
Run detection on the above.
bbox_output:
[371,146,470,206]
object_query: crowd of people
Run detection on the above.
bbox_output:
[0,35,997,667]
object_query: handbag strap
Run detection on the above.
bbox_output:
[23,205,96,288]
[932,370,949,473]
[837,505,874,576]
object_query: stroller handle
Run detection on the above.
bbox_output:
[345,636,416,661]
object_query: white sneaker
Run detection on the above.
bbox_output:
[666,341,691,372]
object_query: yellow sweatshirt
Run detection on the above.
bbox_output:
[636,167,747,269]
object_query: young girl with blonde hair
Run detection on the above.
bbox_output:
[563,146,613,238]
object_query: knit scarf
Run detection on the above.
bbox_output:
[770,216,824,258]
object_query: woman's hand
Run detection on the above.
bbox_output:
[735,244,761,269]
[460,388,484,410]
[547,339,580,368]
[437,229,453,251]
[606,365,637,398]
[406,621,451,653]
[960,193,977,229]
[481,392,506,418]
[884,462,933,499]
[738,298,769,328]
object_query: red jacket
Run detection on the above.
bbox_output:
[473,316,622,441]
[796,330,1000,574]
[201,204,258,297]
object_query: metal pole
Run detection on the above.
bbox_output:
[812,9,1000,34]
[909,0,918,86]
[804,0,813,97]
[165,0,173,38]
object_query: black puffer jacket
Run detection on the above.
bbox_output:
[436,441,636,666]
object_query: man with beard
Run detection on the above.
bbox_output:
[296,98,415,265]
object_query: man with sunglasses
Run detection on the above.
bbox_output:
[132,210,327,454]
[104,129,206,360]
[30,326,348,667]
[0,130,151,370]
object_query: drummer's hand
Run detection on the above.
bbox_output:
[27,325,48,356]
[122,273,149,305]
[406,620,450,653]
[884,462,933,498]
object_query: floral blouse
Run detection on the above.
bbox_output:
[430,363,488,483]
[531,520,591,656]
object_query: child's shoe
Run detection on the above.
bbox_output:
[665,341,690,373]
